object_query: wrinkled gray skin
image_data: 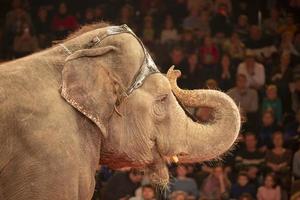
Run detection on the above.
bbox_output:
[0,23,240,199]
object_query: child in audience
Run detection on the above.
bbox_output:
[257,173,281,200]
[262,85,282,124]
[230,172,256,199]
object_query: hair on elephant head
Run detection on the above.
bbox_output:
[59,23,241,187]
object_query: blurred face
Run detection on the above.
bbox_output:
[129,172,143,183]
[165,17,173,29]
[262,112,274,126]
[250,26,261,40]
[188,54,198,66]
[213,166,223,177]
[272,132,283,148]
[238,16,248,26]
[295,80,300,91]
[59,3,67,15]
[38,8,47,19]
[236,75,247,89]
[265,175,275,188]
[85,9,94,20]
[281,54,290,67]
[204,36,212,46]
[287,17,294,25]
[142,187,155,200]
[297,111,300,122]
[183,31,193,41]
[270,9,279,19]
[245,57,255,69]
[174,194,186,200]
[266,88,277,100]
[221,55,230,68]
[238,175,249,186]
[94,7,103,18]
[200,12,209,22]
[247,166,258,179]
[245,135,257,150]
[231,33,240,42]
[121,6,131,18]
[171,49,184,64]
[176,166,187,177]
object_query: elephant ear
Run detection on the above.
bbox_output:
[61,46,118,138]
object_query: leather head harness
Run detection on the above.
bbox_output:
[60,24,160,104]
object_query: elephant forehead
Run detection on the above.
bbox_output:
[141,74,171,93]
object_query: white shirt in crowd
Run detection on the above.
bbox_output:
[237,62,265,88]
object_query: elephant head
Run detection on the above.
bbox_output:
[60,24,240,186]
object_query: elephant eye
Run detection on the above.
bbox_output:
[157,94,168,103]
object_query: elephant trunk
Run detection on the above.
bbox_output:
[167,66,241,162]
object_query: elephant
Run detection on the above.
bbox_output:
[0,23,240,200]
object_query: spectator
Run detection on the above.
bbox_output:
[214,0,232,14]
[285,110,300,145]
[217,54,235,91]
[183,7,201,31]
[258,111,279,150]
[4,0,33,58]
[201,165,231,200]
[293,146,300,180]
[81,8,95,24]
[230,172,256,199]
[263,7,283,37]
[262,85,282,123]
[117,4,136,29]
[194,11,211,40]
[291,78,300,113]
[257,173,281,200]
[13,22,39,58]
[227,74,258,114]
[278,14,298,35]
[244,26,277,62]
[266,131,292,191]
[235,133,265,173]
[101,169,143,200]
[184,53,202,89]
[180,29,197,54]
[34,6,52,48]
[199,35,220,79]
[51,2,78,39]
[165,46,188,76]
[160,15,179,44]
[210,3,233,37]
[170,165,198,199]
[239,193,254,200]
[129,184,156,200]
[94,5,105,21]
[234,15,249,42]
[223,32,246,63]
[279,31,296,55]
[271,53,293,113]
[142,15,155,46]
[237,52,265,90]
[292,31,300,58]
[170,191,188,200]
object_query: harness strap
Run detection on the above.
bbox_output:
[60,24,160,105]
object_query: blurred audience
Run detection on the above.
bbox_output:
[1,1,300,199]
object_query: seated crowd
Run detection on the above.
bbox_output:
[1,0,300,199]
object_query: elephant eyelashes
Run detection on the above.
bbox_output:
[157,94,168,103]
[153,94,168,121]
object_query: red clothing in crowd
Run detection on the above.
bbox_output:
[51,15,78,32]
[199,45,220,65]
